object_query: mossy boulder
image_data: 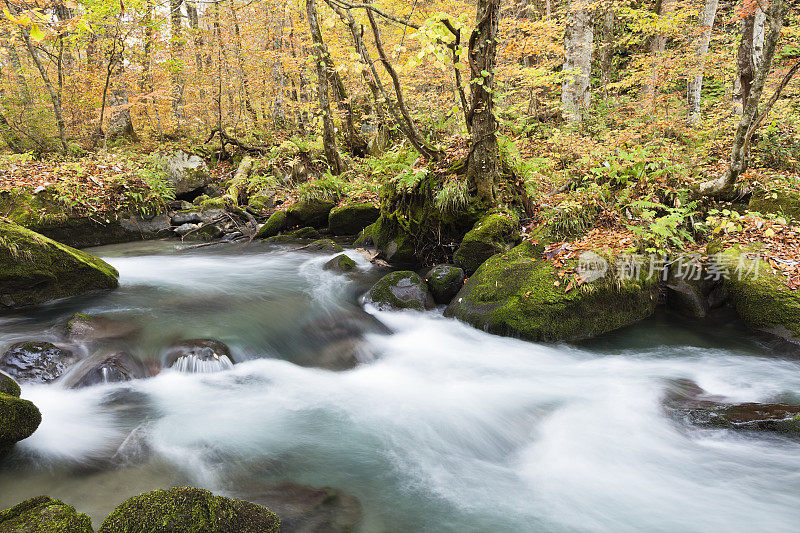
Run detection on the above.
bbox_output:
[453,213,522,275]
[307,239,344,253]
[286,198,335,228]
[712,244,800,343]
[371,214,416,264]
[0,496,93,533]
[65,313,140,343]
[0,393,41,457]
[0,372,20,397]
[165,151,212,196]
[98,487,279,533]
[323,254,357,273]
[256,211,287,239]
[353,223,375,247]
[247,194,274,213]
[749,189,800,222]
[363,271,434,311]
[425,265,465,304]
[328,203,380,235]
[0,221,119,309]
[263,227,321,245]
[444,242,659,342]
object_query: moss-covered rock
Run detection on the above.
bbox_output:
[363,271,434,311]
[65,313,139,343]
[165,151,212,196]
[0,392,41,456]
[286,198,335,228]
[323,254,357,273]
[453,213,522,275]
[0,496,93,533]
[749,189,800,222]
[0,372,19,397]
[444,241,658,342]
[371,214,417,264]
[199,197,227,211]
[307,239,344,253]
[712,244,800,343]
[263,227,321,245]
[0,221,119,309]
[353,222,376,247]
[98,487,279,533]
[328,203,380,235]
[425,265,465,305]
[256,211,287,239]
[247,194,274,213]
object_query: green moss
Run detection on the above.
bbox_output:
[328,202,380,235]
[192,194,210,206]
[354,222,376,247]
[363,271,433,311]
[0,221,119,309]
[425,265,465,304]
[247,195,274,213]
[453,212,522,275]
[749,189,800,222]
[0,373,20,398]
[286,198,335,228]
[98,487,279,533]
[0,392,41,450]
[0,496,93,533]
[199,197,227,210]
[262,227,321,245]
[717,245,800,340]
[371,214,417,264]
[323,254,357,273]
[307,239,344,253]
[444,242,658,342]
[256,211,286,239]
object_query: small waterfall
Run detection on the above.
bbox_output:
[171,354,235,374]
[101,367,111,383]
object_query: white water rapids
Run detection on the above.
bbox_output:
[1,241,800,532]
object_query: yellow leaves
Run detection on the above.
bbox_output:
[29,24,45,43]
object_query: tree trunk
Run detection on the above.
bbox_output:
[562,0,593,123]
[641,0,675,107]
[170,0,186,123]
[306,0,342,174]
[466,0,502,205]
[4,1,68,153]
[686,0,719,124]
[107,50,137,141]
[0,27,31,104]
[230,4,259,125]
[698,0,786,197]
[599,4,615,98]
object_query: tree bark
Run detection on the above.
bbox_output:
[466,0,502,204]
[170,0,186,123]
[641,0,675,108]
[306,0,343,174]
[599,3,614,99]
[562,0,593,122]
[687,0,719,124]
[698,0,787,197]
[4,0,68,153]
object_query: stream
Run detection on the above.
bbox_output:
[2,240,800,532]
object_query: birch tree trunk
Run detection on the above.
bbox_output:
[686,0,719,124]
[306,0,342,174]
[698,0,787,197]
[562,0,593,123]
[466,0,502,204]
[600,4,615,98]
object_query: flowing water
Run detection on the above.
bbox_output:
[2,240,800,532]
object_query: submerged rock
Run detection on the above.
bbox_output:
[323,254,357,273]
[286,198,335,229]
[445,241,658,342]
[0,221,119,309]
[99,487,279,533]
[0,496,93,533]
[424,265,465,304]
[0,392,41,457]
[66,351,149,389]
[664,378,800,437]
[363,271,434,311]
[0,371,20,397]
[163,339,234,373]
[711,244,800,343]
[453,213,521,275]
[0,341,79,383]
[240,483,361,533]
[65,313,140,343]
[165,151,212,196]
[328,202,380,235]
